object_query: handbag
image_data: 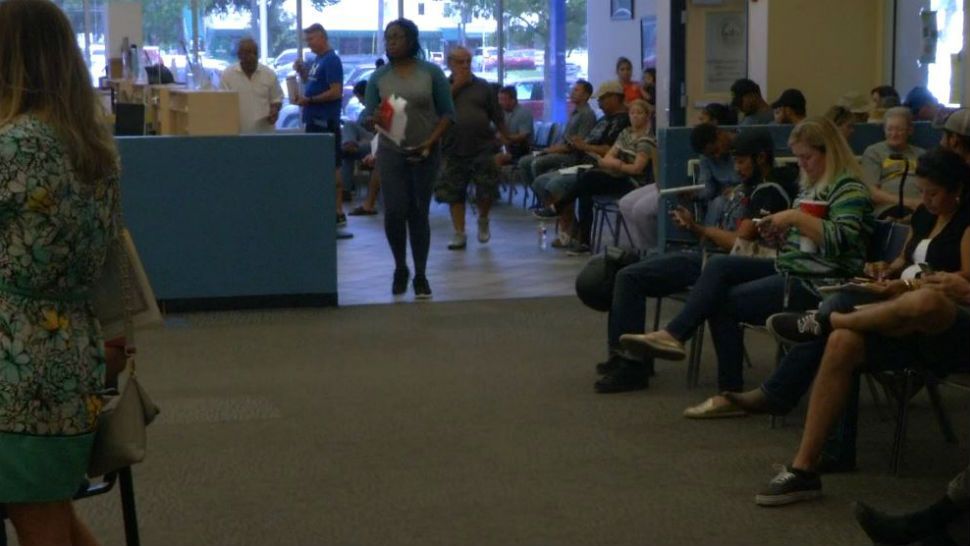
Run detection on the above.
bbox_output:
[92,228,163,340]
[88,214,161,477]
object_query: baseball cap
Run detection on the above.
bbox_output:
[943,108,970,137]
[730,78,761,108]
[836,91,871,114]
[771,88,806,111]
[731,128,774,157]
[594,80,624,99]
[903,86,939,113]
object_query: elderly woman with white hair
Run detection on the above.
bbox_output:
[860,106,926,218]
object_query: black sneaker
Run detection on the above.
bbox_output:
[336,213,348,227]
[566,242,591,256]
[766,312,826,345]
[413,276,432,300]
[597,353,655,376]
[392,268,409,296]
[755,465,822,506]
[594,361,649,393]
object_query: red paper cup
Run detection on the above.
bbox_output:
[799,199,828,218]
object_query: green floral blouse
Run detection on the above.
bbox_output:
[0,115,118,439]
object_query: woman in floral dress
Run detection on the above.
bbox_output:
[0,1,120,544]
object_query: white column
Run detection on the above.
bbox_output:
[296,0,303,59]
[259,0,269,60]
[656,0,671,128]
[964,0,970,105]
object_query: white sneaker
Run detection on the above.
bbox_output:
[447,232,467,250]
[477,216,491,243]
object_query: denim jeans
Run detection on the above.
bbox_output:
[518,152,575,185]
[665,255,819,391]
[608,251,703,351]
[557,169,636,245]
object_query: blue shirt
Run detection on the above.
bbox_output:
[302,50,343,124]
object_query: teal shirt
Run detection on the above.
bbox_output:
[776,172,875,282]
[362,59,455,153]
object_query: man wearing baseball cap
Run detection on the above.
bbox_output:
[730,78,773,125]
[771,88,807,125]
[939,108,970,163]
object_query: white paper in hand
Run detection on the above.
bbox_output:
[375,94,408,146]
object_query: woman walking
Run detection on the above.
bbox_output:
[0,1,120,544]
[363,18,455,299]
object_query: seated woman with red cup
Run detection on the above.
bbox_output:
[713,148,970,489]
[619,117,874,418]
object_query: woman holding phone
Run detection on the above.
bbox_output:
[619,117,873,418]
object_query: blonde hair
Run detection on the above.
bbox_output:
[788,116,862,188]
[0,0,119,186]
[628,99,651,115]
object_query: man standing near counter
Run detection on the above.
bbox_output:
[220,38,283,134]
[294,23,351,239]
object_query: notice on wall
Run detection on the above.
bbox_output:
[704,11,747,93]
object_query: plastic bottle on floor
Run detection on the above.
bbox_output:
[538,221,548,249]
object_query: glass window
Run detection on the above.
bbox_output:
[926,0,963,106]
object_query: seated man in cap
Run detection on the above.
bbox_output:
[532,81,630,249]
[731,78,774,125]
[772,88,807,125]
[590,129,793,393]
[938,108,970,164]
[904,86,940,122]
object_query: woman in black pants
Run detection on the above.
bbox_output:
[362,19,454,298]
[556,99,655,254]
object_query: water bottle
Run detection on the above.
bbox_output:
[538,221,548,249]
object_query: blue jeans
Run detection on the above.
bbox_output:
[608,251,703,350]
[665,255,819,391]
[518,152,575,185]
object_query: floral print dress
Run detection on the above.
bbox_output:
[0,115,118,503]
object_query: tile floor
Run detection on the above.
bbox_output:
[337,188,590,306]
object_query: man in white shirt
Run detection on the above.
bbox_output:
[220,38,283,133]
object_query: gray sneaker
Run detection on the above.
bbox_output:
[755,465,822,506]
[477,216,491,243]
[447,232,467,250]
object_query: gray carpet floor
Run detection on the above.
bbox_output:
[35,297,970,545]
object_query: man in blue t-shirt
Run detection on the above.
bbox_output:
[294,23,350,237]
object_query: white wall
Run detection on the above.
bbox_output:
[588,0,658,87]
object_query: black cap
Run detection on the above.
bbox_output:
[731,128,774,157]
[730,78,761,108]
[771,88,806,111]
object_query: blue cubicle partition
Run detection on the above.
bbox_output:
[116,134,336,311]
[655,121,942,249]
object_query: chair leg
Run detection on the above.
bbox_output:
[925,379,957,444]
[889,370,915,475]
[769,343,787,428]
[652,298,663,332]
[864,373,891,422]
[119,467,141,546]
[687,324,704,389]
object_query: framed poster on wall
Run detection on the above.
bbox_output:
[704,10,747,93]
[611,0,633,21]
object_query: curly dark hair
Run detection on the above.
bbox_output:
[915,147,970,203]
[385,18,424,59]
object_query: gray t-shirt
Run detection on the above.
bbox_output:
[861,141,924,215]
[557,103,597,144]
[362,60,455,153]
[504,104,534,157]
[740,108,774,125]
[443,76,503,159]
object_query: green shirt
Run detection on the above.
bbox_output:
[775,173,874,282]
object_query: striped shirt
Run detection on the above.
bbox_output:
[776,173,874,282]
